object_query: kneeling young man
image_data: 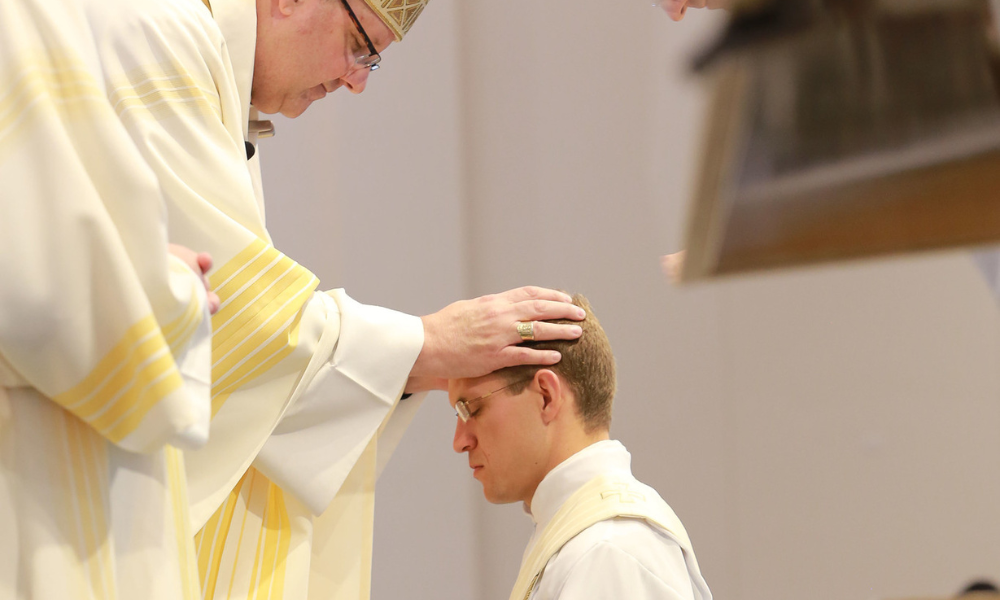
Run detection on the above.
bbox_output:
[450,295,712,600]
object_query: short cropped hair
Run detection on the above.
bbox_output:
[495,294,616,432]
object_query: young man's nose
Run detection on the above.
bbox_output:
[453,420,475,453]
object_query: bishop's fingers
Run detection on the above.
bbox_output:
[521,322,583,343]
[207,291,221,315]
[514,299,586,322]
[498,345,562,369]
[196,252,214,275]
[499,285,574,304]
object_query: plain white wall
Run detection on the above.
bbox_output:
[259,2,1000,599]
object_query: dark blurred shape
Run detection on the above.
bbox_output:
[678,0,1000,282]
[692,0,818,72]
[960,580,1000,595]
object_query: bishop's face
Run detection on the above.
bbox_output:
[450,375,551,507]
[251,0,393,117]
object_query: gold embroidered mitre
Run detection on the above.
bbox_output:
[361,0,428,41]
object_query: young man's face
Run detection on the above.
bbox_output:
[251,0,393,117]
[450,375,551,506]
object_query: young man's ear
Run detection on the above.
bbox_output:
[535,369,564,425]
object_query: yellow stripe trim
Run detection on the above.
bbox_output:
[108,369,184,443]
[212,259,304,357]
[195,469,293,600]
[109,64,222,122]
[81,344,168,422]
[207,240,318,415]
[196,473,243,600]
[247,486,268,600]
[54,315,185,443]
[209,239,269,291]
[258,483,290,600]
[210,309,305,416]
[212,271,314,381]
[224,471,263,599]
[212,251,281,325]
[58,316,159,408]
[0,52,104,144]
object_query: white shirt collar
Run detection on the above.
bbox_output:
[525,440,633,534]
[206,0,256,136]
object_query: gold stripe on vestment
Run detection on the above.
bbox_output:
[207,239,318,416]
[109,61,222,123]
[195,468,292,600]
[249,477,291,600]
[54,314,185,443]
[0,51,104,146]
[196,471,246,600]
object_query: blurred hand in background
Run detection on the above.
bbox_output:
[660,0,731,22]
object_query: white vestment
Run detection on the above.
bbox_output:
[70,0,427,598]
[0,0,214,598]
[513,441,712,600]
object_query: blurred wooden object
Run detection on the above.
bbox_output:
[679,0,1000,281]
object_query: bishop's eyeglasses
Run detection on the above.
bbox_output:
[454,379,533,423]
[340,0,381,71]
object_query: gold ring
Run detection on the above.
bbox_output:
[516,321,535,341]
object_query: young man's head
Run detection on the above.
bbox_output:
[449,294,616,509]
[251,0,427,117]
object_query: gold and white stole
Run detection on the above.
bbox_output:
[508,474,693,600]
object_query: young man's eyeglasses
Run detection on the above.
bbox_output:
[340,0,381,71]
[455,379,532,423]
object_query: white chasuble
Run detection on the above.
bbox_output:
[511,442,712,600]
[0,0,214,598]
[71,0,427,598]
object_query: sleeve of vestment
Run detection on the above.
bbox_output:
[252,290,425,515]
[0,0,212,453]
[83,0,424,526]
[551,540,696,600]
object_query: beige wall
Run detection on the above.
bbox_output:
[261,2,1000,599]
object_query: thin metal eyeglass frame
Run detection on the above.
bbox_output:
[340,0,381,71]
[455,378,533,423]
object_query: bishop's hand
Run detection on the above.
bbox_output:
[406,286,586,393]
[168,244,221,315]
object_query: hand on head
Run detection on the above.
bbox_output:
[447,293,615,508]
[406,287,586,393]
